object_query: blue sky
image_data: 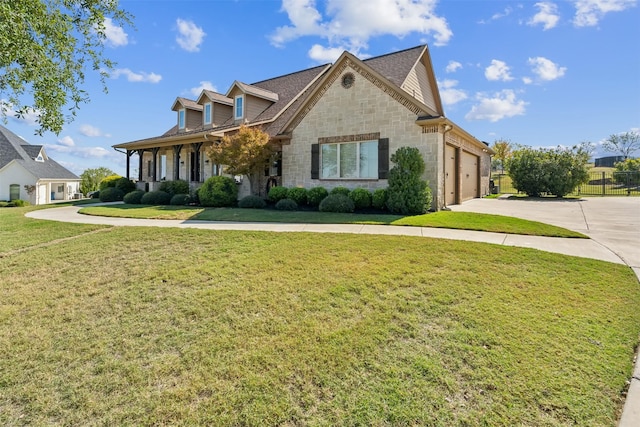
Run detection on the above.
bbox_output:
[4,0,639,176]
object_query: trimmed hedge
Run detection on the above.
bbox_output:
[330,186,350,197]
[275,198,298,211]
[123,190,145,204]
[287,187,308,205]
[307,186,328,207]
[141,190,171,205]
[268,186,288,203]
[319,194,354,213]
[99,174,123,191]
[159,179,190,196]
[198,176,238,207]
[239,195,267,209]
[99,187,124,202]
[372,188,387,210]
[115,177,136,195]
[170,194,191,206]
[349,188,371,210]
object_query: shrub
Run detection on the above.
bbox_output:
[275,198,298,211]
[99,174,123,191]
[170,194,191,206]
[287,187,308,205]
[330,186,350,197]
[268,186,288,203]
[319,194,355,213]
[198,176,238,207]
[372,188,387,210]
[613,158,640,186]
[141,190,171,205]
[238,195,266,209]
[99,187,124,202]
[123,190,145,204]
[159,179,190,196]
[0,201,8,207]
[114,177,136,195]
[386,147,432,214]
[349,188,371,210]
[90,191,100,199]
[6,199,29,207]
[307,186,328,207]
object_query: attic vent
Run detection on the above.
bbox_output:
[341,73,355,89]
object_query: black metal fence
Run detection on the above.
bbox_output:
[492,171,640,196]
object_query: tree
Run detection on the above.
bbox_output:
[602,131,640,160]
[79,167,115,195]
[0,0,132,135]
[491,139,512,174]
[386,146,432,214]
[205,125,273,196]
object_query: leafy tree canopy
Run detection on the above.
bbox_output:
[0,0,132,135]
[79,166,115,195]
[602,131,640,159]
[491,139,512,174]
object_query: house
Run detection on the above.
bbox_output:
[0,125,81,204]
[113,45,493,210]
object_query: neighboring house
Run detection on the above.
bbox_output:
[113,45,493,210]
[595,156,627,168]
[0,125,81,204]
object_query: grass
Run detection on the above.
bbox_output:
[79,204,587,238]
[0,206,639,425]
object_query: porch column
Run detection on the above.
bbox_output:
[126,150,135,180]
[136,149,145,182]
[173,145,183,181]
[151,147,159,182]
[191,142,203,182]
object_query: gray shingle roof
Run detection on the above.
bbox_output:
[364,45,426,88]
[199,90,233,106]
[0,125,79,179]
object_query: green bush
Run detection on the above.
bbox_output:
[198,176,238,207]
[330,186,350,197]
[287,187,308,205]
[372,188,387,210]
[613,158,640,186]
[386,147,431,214]
[319,194,355,213]
[99,174,123,191]
[90,191,100,199]
[123,190,145,204]
[275,198,298,211]
[99,187,124,202]
[159,179,190,196]
[307,187,328,207]
[238,195,267,209]
[0,201,8,207]
[141,190,171,205]
[5,199,29,207]
[114,177,136,195]
[170,194,191,206]
[268,186,289,203]
[349,188,371,210]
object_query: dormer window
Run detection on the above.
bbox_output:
[178,109,186,129]
[234,95,244,120]
[204,103,212,125]
[35,154,44,162]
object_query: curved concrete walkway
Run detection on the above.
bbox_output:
[25,197,640,425]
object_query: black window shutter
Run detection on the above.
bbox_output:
[311,144,319,179]
[378,138,389,179]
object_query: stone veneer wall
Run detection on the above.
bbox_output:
[284,65,444,209]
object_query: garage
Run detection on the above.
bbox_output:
[461,150,479,202]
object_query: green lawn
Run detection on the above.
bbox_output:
[0,206,638,425]
[79,204,587,238]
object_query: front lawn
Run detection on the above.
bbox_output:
[0,207,638,425]
[79,204,587,238]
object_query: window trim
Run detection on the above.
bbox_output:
[178,108,186,129]
[234,95,244,120]
[320,140,379,180]
[203,102,212,125]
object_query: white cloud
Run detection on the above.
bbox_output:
[528,2,561,30]
[102,17,129,47]
[438,79,467,106]
[58,136,75,147]
[522,76,534,84]
[528,57,567,81]
[190,81,217,97]
[79,124,111,138]
[271,0,453,61]
[308,44,346,62]
[445,60,462,73]
[1,101,41,126]
[465,90,527,122]
[573,0,636,27]
[485,60,514,81]
[111,68,162,83]
[478,6,514,24]
[176,18,206,52]
[45,144,116,160]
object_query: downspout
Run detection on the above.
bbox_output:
[441,123,453,210]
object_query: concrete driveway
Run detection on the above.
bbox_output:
[449,197,640,276]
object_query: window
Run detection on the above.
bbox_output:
[178,109,185,129]
[35,154,44,162]
[204,103,212,125]
[234,95,244,120]
[321,140,378,179]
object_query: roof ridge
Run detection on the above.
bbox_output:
[250,63,331,86]
[362,44,426,62]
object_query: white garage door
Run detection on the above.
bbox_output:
[461,151,479,202]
